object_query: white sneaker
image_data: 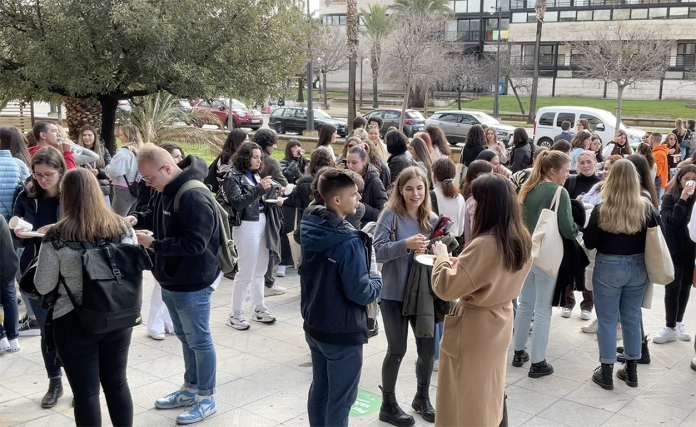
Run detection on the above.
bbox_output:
[580,310,592,321]
[561,308,572,318]
[433,360,439,372]
[150,333,166,340]
[0,337,9,352]
[8,338,20,353]
[226,314,251,330]
[276,266,286,277]
[653,326,677,344]
[581,319,598,334]
[264,285,287,297]
[252,307,277,324]
[676,323,691,341]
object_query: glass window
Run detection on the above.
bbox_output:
[546,11,558,21]
[455,1,468,13]
[560,11,575,21]
[575,0,589,5]
[501,0,510,12]
[594,9,611,20]
[546,0,555,7]
[512,12,527,22]
[511,0,525,8]
[577,10,593,20]
[483,0,497,13]
[556,112,576,128]
[613,9,630,20]
[527,12,536,22]
[524,45,535,57]
[458,20,470,31]
[580,114,606,132]
[339,15,347,25]
[691,7,696,19]
[436,113,459,123]
[270,108,284,118]
[671,7,689,17]
[468,0,481,13]
[470,19,480,30]
[649,7,668,18]
[383,111,400,120]
[539,112,555,126]
[460,114,475,124]
[631,9,648,19]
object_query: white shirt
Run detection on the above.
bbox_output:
[432,183,467,236]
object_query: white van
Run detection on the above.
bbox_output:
[533,106,646,149]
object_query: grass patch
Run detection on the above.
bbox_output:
[453,96,695,120]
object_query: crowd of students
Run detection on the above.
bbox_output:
[1,114,696,427]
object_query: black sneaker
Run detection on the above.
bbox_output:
[528,360,554,378]
[18,315,41,337]
[512,350,530,367]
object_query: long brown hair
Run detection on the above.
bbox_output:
[461,160,492,199]
[27,147,66,199]
[432,158,459,199]
[518,151,571,203]
[77,125,105,168]
[384,166,433,232]
[409,137,432,184]
[425,125,451,155]
[0,126,31,165]
[50,168,129,242]
[471,174,531,272]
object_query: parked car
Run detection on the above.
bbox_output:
[425,110,516,144]
[192,99,263,130]
[533,106,645,149]
[363,108,426,137]
[269,107,347,137]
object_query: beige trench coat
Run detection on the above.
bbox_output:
[432,235,532,427]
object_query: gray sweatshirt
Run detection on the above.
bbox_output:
[34,228,138,319]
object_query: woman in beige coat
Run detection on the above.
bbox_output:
[432,174,533,427]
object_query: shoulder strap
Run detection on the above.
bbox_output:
[550,185,564,212]
[568,175,577,198]
[174,180,208,212]
[430,190,439,216]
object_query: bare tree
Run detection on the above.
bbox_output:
[381,11,451,131]
[316,27,349,109]
[569,21,673,131]
[527,0,546,124]
[441,53,491,108]
[497,45,532,115]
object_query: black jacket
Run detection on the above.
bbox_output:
[280,157,307,185]
[261,153,288,187]
[294,173,315,211]
[510,142,533,173]
[460,144,485,167]
[388,151,416,182]
[13,190,61,272]
[0,215,18,285]
[660,193,696,263]
[219,166,267,226]
[361,164,388,223]
[378,159,392,188]
[132,155,220,292]
[299,205,382,345]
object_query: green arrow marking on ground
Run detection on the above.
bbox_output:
[349,390,382,417]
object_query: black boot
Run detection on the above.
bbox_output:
[616,360,638,387]
[41,378,63,408]
[617,337,650,364]
[528,360,554,379]
[411,384,435,423]
[379,386,415,427]
[512,350,529,368]
[592,363,614,390]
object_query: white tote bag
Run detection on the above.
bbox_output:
[531,186,565,279]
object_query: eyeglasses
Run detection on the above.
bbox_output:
[32,172,58,181]
[141,165,166,184]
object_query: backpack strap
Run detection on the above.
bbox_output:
[430,190,439,216]
[568,175,578,198]
[174,180,209,212]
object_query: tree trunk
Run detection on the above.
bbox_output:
[457,90,462,110]
[424,84,430,117]
[528,18,543,124]
[64,97,102,140]
[297,76,304,103]
[615,84,624,132]
[371,45,379,109]
[410,85,425,108]
[322,71,329,109]
[399,81,411,132]
[509,78,526,115]
[348,59,357,133]
[346,0,358,134]
[99,95,119,154]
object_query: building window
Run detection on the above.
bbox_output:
[511,0,526,9]
[613,9,630,20]
[631,9,648,19]
[691,7,696,19]
[594,9,611,20]
[575,0,590,6]
[671,7,689,17]
[322,15,347,26]
[483,0,497,13]
[527,12,536,22]
[546,11,558,21]
[512,12,527,22]
[524,45,556,66]
[577,10,593,20]
[649,7,668,19]
[677,43,696,67]
[560,11,576,21]
[454,1,467,13]
[469,0,481,13]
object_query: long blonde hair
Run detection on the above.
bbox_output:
[384,166,433,232]
[676,118,686,137]
[119,124,144,153]
[518,151,571,203]
[599,160,650,234]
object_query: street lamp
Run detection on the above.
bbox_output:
[306,0,314,132]
[490,4,502,119]
[360,57,370,109]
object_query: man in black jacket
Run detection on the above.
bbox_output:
[299,168,382,427]
[126,144,220,425]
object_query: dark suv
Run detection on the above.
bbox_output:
[363,108,426,137]
[269,107,347,137]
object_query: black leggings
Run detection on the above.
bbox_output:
[53,311,134,427]
[381,299,435,393]
[665,259,694,328]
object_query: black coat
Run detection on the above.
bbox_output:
[219,167,267,226]
[378,159,391,188]
[660,193,696,263]
[13,190,61,272]
[294,173,315,211]
[553,199,590,306]
[0,216,18,285]
[361,164,388,223]
[460,144,485,167]
[387,151,416,182]
[510,142,533,173]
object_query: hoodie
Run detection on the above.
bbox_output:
[652,144,669,189]
[132,155,220,292]
[299,204,382,345]
[29,145,76,170]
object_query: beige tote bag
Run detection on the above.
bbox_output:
[645,222,674,286]
[531,186,565,279]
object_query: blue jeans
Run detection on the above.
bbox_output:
[0,281,18,339]
[593,254,648,364]
[434,322,443,360]
[512,264,556,363]
[305,333,362,427]
[681,146,687,162]
[29,297,62,378]
[161,287,216,396]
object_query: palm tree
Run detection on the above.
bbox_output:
[360,5,392,109]
[346,0,358,133]
[390,0,451,15]
[64,97,102,140]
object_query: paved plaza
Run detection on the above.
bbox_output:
[2,269,696,427]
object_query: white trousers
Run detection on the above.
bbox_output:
[231,214,269,314]
[147,281,173,336]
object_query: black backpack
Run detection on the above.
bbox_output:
[61,237,153,334]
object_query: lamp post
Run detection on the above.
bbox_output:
[490,4,502,119]
[306,0,314,132]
